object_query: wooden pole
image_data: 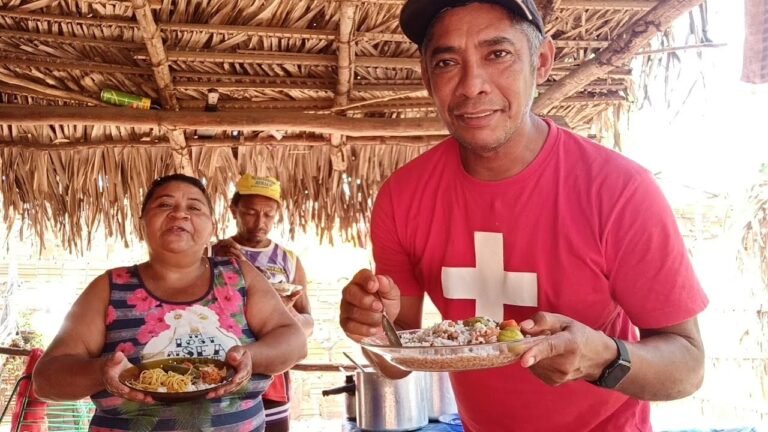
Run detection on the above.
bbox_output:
[137,50,422,70]
[0,136,448,151]
[0,106,448,136]
[131,0,192,174]
[330,1,359,152]
[0,70,107,106]
[131,0,177,111]
[561,0,658,9]
[532,0,704,114]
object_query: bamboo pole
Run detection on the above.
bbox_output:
[532,0,704,113]
[0,106,448,136]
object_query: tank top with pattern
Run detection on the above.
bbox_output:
[238,242,297,284]
[89,257,271,432]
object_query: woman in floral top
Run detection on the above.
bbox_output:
[32,174,307,432]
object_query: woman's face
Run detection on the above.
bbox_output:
[141,181,213,255]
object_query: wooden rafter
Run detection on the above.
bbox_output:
[131,0,192,175]
[560,0,658,9]
[0,106,448,136]
[0,71,107,106]
[0,136,448,152]
[0,29,142,49]
[0,52,150,75]
[330,1,359,151]
[131,0,176,110]
[0,10,621,47]
[134,50,423,70]
[175,80,623,94]
[357,0,658,8]
[533,0,703,113]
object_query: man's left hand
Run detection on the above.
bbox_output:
[281,291,303,309]
[518,312,616,386]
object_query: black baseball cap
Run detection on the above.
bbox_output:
[399,0,545,47]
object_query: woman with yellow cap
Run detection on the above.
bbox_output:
[212,174,313,432]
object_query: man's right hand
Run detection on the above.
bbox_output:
[211,238,246,260]
[339,269,401,342]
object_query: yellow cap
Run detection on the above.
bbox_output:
[236,174,281,203]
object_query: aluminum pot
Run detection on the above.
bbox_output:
[355,369,429,432]
[425,372,458,421]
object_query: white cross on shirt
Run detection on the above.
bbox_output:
[441,232,538,321]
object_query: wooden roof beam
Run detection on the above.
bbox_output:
[356,0,657,8]
[136,50,423,70]
[0,52,150,75]
[175,80,622,94]
[0,136,448,151]
[0,70,106,106]
[533,0,702,113]
[335,2,357,107]
[560,1,658,10]
[172,94,624,112]
[131,0,191,174]
[0,105,448,136]
[0,29,142,49]
[330,1,359,151]
[0,10,624,48]
[131,0,177,110]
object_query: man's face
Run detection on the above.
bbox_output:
[421,3,545,154]
[232,195,278,246]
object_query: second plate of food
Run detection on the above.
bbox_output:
[118,357,235,403]
[359,317,545,372]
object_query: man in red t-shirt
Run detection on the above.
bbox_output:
[339,1,708,431]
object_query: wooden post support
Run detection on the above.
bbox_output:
[532,0,704,114]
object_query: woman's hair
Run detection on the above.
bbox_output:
[140,174,213,217]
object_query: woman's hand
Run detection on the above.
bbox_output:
[206,346,253,399]
[102,352,156,404]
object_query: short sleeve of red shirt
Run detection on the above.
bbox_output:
[371,180,423,298]
[605,169,708,328]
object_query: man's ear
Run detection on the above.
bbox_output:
[420,57,433,97]
[536,37,556,85]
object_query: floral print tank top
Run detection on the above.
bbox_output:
[89,257,271,432]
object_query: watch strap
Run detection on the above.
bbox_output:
[589,337,631,388]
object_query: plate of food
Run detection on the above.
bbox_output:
[118,357,234,403]
[272,282,303,297]
[359,317,544,372]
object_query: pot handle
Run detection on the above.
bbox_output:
[321,383,355,397]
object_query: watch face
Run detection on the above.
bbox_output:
[602,360,631,388]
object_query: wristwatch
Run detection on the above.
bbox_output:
[589,337,631,389]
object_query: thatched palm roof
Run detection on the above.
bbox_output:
[0,0,706,251]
